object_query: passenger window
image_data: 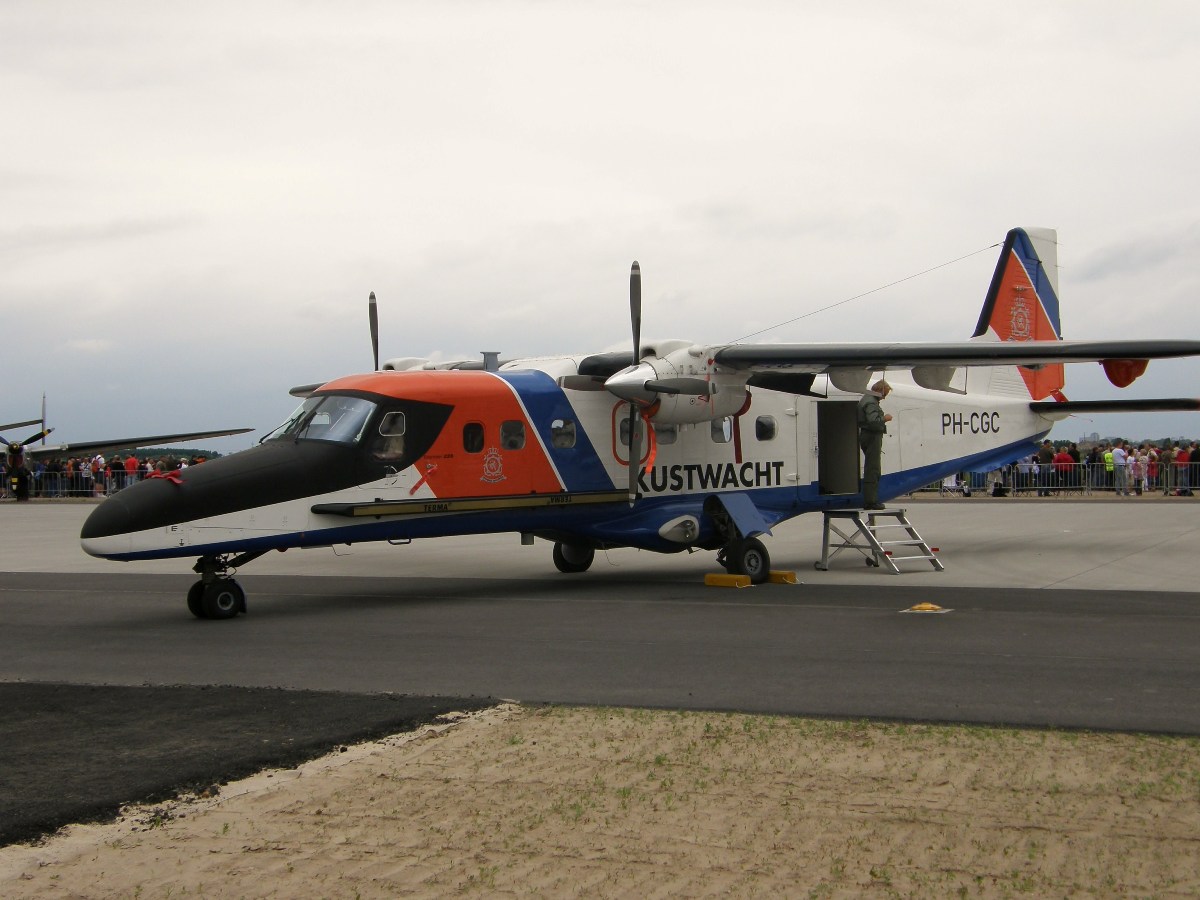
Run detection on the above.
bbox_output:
[653,424,678,445]
[711,416,733,444]
[550,418,576,449]
[501,420,526,450]
[463,422,484,453]
[755,415,776,441]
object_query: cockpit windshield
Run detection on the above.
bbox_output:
[263,394,377,445]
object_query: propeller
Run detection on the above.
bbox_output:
[627,262,642,505]
[3,427,55,468]
[3,427,54,453]
[369,291,380,372]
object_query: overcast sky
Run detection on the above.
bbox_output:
[3,1,1199,454]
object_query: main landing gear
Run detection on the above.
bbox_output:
[187,551,266,620]
[552,541,596,573]
[716,536,771,584]
[706,497,771,584]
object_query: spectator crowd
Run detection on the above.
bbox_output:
[2,453,209,500]
[965,439,1199,498]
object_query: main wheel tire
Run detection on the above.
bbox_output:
[187,581,208,619]
[552,542,596,573]
[728,537,770,585]
[201,580,245,620]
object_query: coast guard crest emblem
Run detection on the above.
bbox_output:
[481,447,506,484]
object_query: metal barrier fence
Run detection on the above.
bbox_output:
[2,467,164,500]
[928,460,1198,496]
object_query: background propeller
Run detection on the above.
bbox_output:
[369,291,380,372]
[627,262,642,505]
[2,426,54,457]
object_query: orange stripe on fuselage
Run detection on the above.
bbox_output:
[989,250,1065,400]
[320,370,564,498]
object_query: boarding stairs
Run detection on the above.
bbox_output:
[814,508,944,575]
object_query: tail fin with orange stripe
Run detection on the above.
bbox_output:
[972,227,1065,400]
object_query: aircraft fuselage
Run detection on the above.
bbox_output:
[80,355,1047,562]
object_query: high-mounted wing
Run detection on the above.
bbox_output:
[714,339,1200,373]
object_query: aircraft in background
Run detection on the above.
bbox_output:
[3,407,251,501]
[80,227,1200,619]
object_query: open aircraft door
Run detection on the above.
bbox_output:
[808,398,860,496]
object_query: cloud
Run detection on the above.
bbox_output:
[0,216,198,264]
[63,338,113,353]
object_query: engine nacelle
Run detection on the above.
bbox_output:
[604,345,750,424]
[645,386,750,424]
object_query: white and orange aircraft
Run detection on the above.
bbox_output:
[81,227,1200,618]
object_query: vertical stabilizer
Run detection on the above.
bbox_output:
[972,227,1064,399]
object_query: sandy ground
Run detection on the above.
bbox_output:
[2,704,1198,898]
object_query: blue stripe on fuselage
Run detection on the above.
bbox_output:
[497,370,615,491]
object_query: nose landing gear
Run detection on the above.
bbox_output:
[186,578,246,620]
[188,551,266,620]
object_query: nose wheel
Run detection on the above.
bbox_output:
[187,578,246,619]
[188,552,263,619]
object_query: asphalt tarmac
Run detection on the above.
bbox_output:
[2,497,1198,845]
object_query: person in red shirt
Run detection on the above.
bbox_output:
[123,453,139,490]
[1052,448,1073,492]
[1175,445,1191,496]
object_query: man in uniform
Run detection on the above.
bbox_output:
[857,379,892,509]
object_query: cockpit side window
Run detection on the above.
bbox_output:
[368,411,407,461]
[267,390,454,479]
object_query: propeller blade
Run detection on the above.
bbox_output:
[17,428,54,448]
[369,291,380,372]
[644,377,717,396]
[627,404,640,506]
[629,262,641,364]
[628,262,642,505]
[3,427,53,453]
